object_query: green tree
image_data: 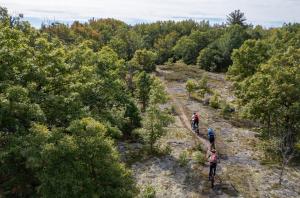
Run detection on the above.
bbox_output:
[0,85,45,133]
[197,47,223,71]
[198,74,210,98]
[135,71,153,112]
[131,49,157,72]
[197,25,249,72]
[0,12,141,197]
[236,47,300,183]
[139,79,174,152]
[122,100,142,136]
[186,79,197,99]
[173,36,198,64]
[228,39,271,81]
[32,118,136,197]
[154,31,179,64]
[227,10,247,27]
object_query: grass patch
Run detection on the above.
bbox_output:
[224,166,259,198]
[166,104,180,116]
[190,92,203,102]
[229,115,258,129]
[270,183,281,190]
[220,100,235,118]
[192,143,204,152]
[163,128,189,140]
[139,185,156,198]
[192,151,206,165]
[158,144,172,156]
[226,138,234,143]
[209,92,220,109]
[179,150,189,167]
[159,62,204,82]
[125,143,173,165]
[125,145,148,165]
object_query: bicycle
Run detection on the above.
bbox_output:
[208,152,220,188]
[208,162,216,187]
[210,140,215,150]
[209,173,222,188]
[191,120,199,134]
[210,172,215,188]
[208,135,215,150]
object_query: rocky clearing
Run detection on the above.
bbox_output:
[120,64,300,198]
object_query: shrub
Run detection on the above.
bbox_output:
[186,79,197,98]
[220,101,234,117]
[190,92,203,102]
[167,104,179,116]
[192,151,206,165]
[198,74,209,91]
[141,185,156,198]
[163,144,172,155]
[166,57,175,66]
[107,125,123,139]
[179,151,189,167]
[209,92,220,109]
[259,138,281,164]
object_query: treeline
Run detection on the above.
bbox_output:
[0,7,171,197]
[40,9,264,72]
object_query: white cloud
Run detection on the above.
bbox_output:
[1,0,300,26]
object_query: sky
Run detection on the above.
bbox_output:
[1,0,300,28]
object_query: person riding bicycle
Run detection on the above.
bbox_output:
[208,128,215,146]
[208,149,218,181]
[191,112,199,130]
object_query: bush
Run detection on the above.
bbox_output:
[132,49,158,72]
[198,74,209,91]
[192,151,206,165]
[190,92,204,102]
[167,104,179,116]
[259,138,281,164]
[166,57,175,66]
[197,47,223,72]
[107,125,123,139]
[178,151,189,167]
[209,92,220,109]
[160,144,172,155]
[190,74,211,100]
[220,101,234,117]
[186,79,197,98]
[141,185,156,198]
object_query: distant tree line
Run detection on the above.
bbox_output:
[39,9,259,72]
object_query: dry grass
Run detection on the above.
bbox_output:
[223,165,260,198]
[158,63,204,82]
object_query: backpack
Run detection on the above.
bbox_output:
[210,153,217,163]
[194,114,199,122]
[208,128,214,138]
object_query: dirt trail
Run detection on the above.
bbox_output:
[168,92,210,150]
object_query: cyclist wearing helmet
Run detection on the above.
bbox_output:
[191,112,199,130]
[208,128,215,147]
[208,149,218,180]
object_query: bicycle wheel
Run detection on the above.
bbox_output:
[211,175,214,188]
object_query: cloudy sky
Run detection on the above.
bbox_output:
[2,0,300,27]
